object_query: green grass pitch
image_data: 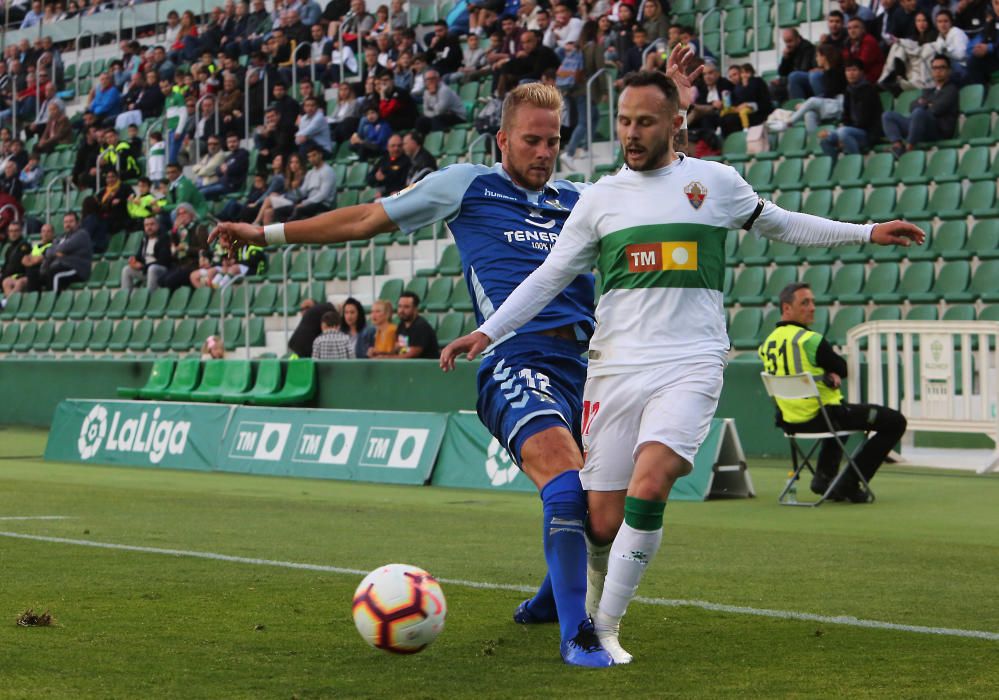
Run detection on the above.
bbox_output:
[1,427,998,698]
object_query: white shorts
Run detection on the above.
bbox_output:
[579,362,725,492]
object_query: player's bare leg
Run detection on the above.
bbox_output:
[584,490,625,618]
[593,442,690,664]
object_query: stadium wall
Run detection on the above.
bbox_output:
[1,360,792,456]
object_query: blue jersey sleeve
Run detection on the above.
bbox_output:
[381,164,492,234]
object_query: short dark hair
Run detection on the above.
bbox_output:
[936,8,953,21]
[779,282,810,309]
[167,161,181,169]
[620,70,680,113]
[138,176,151,186]
[434,19,447,28]
[399,291,420,307]
[843,57,865,70]
[828,9,844,20]
[931,53,951,68]
[321,310,341,328]
[405,130,424,146]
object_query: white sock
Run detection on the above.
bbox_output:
[595,522,663,627]
[585,531,612,619]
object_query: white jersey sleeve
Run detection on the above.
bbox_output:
[477,192,601,341]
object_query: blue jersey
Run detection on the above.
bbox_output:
[381,163,596,342]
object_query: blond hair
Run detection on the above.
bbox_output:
[372,299,394,316]
[500,82,563,133]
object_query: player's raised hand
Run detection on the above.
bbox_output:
[870,220,926,247]
[208,221,267,251]
[440,331,491,372]
[665,44,704,109]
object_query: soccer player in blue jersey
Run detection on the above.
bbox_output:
[210,82,614,666]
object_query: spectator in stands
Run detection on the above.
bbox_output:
[0,221,32,299]
[840,0,875,27]
[164,11,182,49]
[365,298,398,357]
[931,10,970,80]
[374,71,418,131]
[341,0,376,43]
[350,105,393,159]
[192,135,226,188]
[544,3,584,52]
[397,132,434,186]
[19,0,43,28]
[367,133,410,197]
[188,95,221,161]
[761,283,907,502]
[208,243,266,288]
[777,29,819,100]
[386,292,440,359]
[158,203,206,291]
[18,153,42,191]
[820,9,849,49]
[889,0,921,42]
[254,152,305,225]
[217,72,244,138]
[615,26,650,79]
[121,216,173,291]
[956,0,990,37]
[295,96,333,158]
[882,54,959,157]
[72,125,102,190]
[329,82,364,153]
[689,60,733,136]
[720,63,773,135]
[415,70,466,133]
[3,222,52,298]
[269,82,301,134]
[641,0,670,43]
[40,212,92,292]
[97,169,132,238]
[88,73,123,126]
[288,297,336,358]
[254,108,294,171]
[313,309,357,359]
[200,132,249,200]
[820,58,883,156]
[782,45,847,133]
[390,0,408,30]
[878,10,939,93]
[201,335,226,360]
[170,10,201,64]
[425,20,464,77]
[24,82,63,141]
[0,159,22,200]
[502,29,561,84]
[272,145,336,221]
[340,297,375,358]
[844,17,886,83]
[966,0,999,83]
[126,176,159,230]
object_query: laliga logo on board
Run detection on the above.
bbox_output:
[485,438,519,487]
[76,404,191,464]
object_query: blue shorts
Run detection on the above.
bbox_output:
[476,333,588,465]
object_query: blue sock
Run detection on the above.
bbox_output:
[540,470,589,643]
[523,573,556,620]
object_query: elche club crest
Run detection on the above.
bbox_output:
[684,181,708,210]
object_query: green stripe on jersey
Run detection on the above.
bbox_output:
[598,223,728,292]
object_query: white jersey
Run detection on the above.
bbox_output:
[479,154,875,377]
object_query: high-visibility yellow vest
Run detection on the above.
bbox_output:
[759,323,843,423]
[30,241,51,256]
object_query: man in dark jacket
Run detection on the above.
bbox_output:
[690,60,734,134]
[199,132,249,200]
[882,54,958,157]
[820,58,883,156]
[426,21,464,77]
[367,134,410,197]
[41,212,93,292]
[776,28,818,100]
[288,298,336,358]
[402,131,437,185]
[501,30,560,84]
[966,0,999,84]
[121,216,173,290]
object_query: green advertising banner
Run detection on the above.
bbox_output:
[217,407,448,485]
[431,412,536,492]
[44,400,232,471]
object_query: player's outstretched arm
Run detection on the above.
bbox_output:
[870,220,926,247]
[209,203,397,250]
[440,331,491,371]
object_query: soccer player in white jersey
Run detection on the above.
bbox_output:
[441,70,924,663]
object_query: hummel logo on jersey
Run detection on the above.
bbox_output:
[684,180,708,209]
[626,242,698,272]
[484,188,518,201]
[525,208,557,229]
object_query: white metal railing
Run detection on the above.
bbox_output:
[846,320,999,474]
[585,68,615,178]
[219,274,250,356]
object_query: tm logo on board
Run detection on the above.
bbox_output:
[359,428,429,469]
[229,422,292,460]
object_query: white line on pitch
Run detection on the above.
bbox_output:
[2,530,997,643]
[0,516,73,521]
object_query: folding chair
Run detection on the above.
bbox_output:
[759,372,874,506]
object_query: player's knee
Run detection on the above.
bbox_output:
[586,508,623,544]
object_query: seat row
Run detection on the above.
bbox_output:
[117,357,315,405]
[725,260,999,307]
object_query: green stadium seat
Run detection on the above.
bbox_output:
[745,161,773,194]
[32,290,56,320]
[68,320,93,351]
[49,321,74,351]
[969,261,999,302]
[927,182,964,219]
[735,234,769,265]
[227,284,251,318]
[13,322,37,352]
[194,318,219,347]
[105,289,130,320]
[960,84,986,114]
[66,289,93,320]
[894,185,929,221]
[872,261,933,303]
[939,113,993,148]
[436,312,465,345]
[251,283,279,315]
[424,131,445,157]
[145,288,170,318]
[15,291,39,320]
[775,126,808,158]
[164,287,191,318]
[729,308,762,350]
[448,281,474,311]
[437,244,463,276]
[724,230,738,264]
[281,282,302,310]
[721,131,748,162]
[102,231,126,260]
[757,267,797,305]
[957,181,996,218]
[831,187,865,224]
[118,358,176,399]
[312,248,339,281]
[33,321,55,351]
[104,259,128,289]
[154,357,203,401]
[869,306,902,322]
[50,288,79,319]
[344,162,369,189]
[862,186,897,222]
[86,260,109,289]
[170,318,198,351]
[848,262,898,304]
[894,150,925,185]
[826,306,865,347]
[222,318,244,346]
[250,359,316,406]
[817,264,864,304]
[123,289,150,319]
[186,286,212,317]
[758,308,782,346]
[335,248,362,280]
[919,221,968,261]
[193,360,252,403]
[443,128,469,156]
[943,305,976,321]
[107,319,134,352]
[288,249,312,282]
[378,278,404,303]
[955,146,991,182]
[462,314,479,335]
[0,321,20,352]
[894,89,921,115]
[247,318,266,346]
[830,153,863,187]
[905,305,938,321]
[424,277,454,311]
[88,319,114,351]
[768,240,799,264]
[925,147,960,184]
[732,266,765,304]
[969,219,999,258]
[221,358,281,403]
[801,265,831,298]
[148,319,175,352]
[773,157,804,192]
[359,247,387,276]
[860,153,895,186]
[0,293,22,320]
[405,277,428,301]
[802,155,832,189]
[979,305,999,321]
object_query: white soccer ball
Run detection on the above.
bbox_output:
[351,563,447,654]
